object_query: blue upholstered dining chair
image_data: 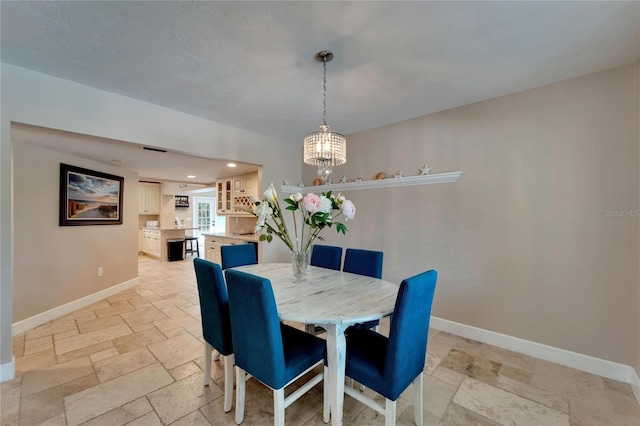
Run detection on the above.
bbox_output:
[220,244,257,270]
[225,269,328,426]
[193,258,234,412]
[343,248,383,278]
[343,248,384,331]
[310,244,343,271]
[343,270,438,426]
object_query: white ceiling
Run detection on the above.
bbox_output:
[2,1,639,184]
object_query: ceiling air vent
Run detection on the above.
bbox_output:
[141,146,167,153]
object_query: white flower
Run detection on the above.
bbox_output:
[263,183,277,203]
[290,193,303,202]
[337,194,346,202]
[250,195,260,204]
[319,196,332,214]
[255,203,273,222]
[341,200,356,221]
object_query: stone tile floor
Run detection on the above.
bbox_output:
[2,255,639,425]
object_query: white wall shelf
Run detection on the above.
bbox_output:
[281,171,463,194]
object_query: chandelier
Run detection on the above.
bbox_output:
[303,50,346,183]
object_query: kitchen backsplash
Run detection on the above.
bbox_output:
[139,214,159,228]
[228,216,258,235]
[160,211,194,228]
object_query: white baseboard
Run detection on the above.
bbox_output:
[631,367,640,405]
[430,317,635,385]
[12,277,139,335]
[0,357,15,382]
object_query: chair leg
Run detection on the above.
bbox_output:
[274,388,285,426]
[413,374,424,426]
[323,366,330,423]
[204,342,212,386]
[224,355,234,413]
[235,366,245,424]
[384,399,396,426]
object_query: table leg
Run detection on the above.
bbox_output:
[325,323,346,426]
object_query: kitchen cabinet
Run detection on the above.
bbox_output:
[232,173,258,197]
[231,173,258,214]
[138,183,161,214]
[217,173,259,215]
[204,235,250,264]
[142,229,161,258]
[216,179,233,215]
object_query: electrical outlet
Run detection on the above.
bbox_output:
[97,267,103,276]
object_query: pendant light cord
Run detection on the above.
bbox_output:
[323,55,327,127]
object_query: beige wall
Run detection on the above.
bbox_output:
[13,141,139,320]
[636,60,640,378]
[306,64,638,365]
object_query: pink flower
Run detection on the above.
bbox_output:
[302,193,322,214]
[341,200,356,221]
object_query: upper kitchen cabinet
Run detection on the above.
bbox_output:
[232,173,257,197]
[217,172,259,215]
[231,172,258,214]
[216,178,233,215]
[138,182,161,214]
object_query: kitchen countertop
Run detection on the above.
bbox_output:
[202,232,260,243]
[140,227,198,231]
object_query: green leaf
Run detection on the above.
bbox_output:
[284,198,296,207]
[259,234,267,241]
[286,206,297,211]
[266,235,273,243]
[336,223,347,234]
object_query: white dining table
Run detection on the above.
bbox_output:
[232,263,399,426]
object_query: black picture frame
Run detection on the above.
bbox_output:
[59,163,124,226]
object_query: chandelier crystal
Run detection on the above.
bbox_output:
[303,50,346,182]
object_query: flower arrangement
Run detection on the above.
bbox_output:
[247,183,356,253]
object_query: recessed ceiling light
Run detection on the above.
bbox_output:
[111,158,124,164]
[186,175,196,179]
[227,163,237,168]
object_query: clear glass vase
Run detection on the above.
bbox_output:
[291,249,309,282]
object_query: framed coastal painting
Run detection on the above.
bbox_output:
[59,163,124,226]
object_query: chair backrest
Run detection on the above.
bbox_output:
[310,244,343,271]
[220,244,257,269]
[343,248,383,278]
[225,269,286,389]
[193,258,233,356]
[384,270,437,400]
